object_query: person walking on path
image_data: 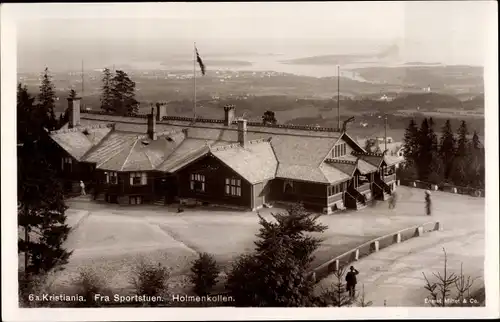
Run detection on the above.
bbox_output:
[388,191,398,209]
[80,180,86,196]
[345,266,360,298]
[425,190,432,215]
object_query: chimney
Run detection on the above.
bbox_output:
[237,118,247,148]
[67,97,81,128]
[156,102,167,121]
[224,104,236,126]
[147,107,157,140]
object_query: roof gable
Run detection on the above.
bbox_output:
[211,140,277,184]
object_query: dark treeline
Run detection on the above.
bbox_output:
[398,117,485,189]
[17,68,73,301]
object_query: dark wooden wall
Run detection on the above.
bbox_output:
[176,154,252,208]
[268,178,328,211]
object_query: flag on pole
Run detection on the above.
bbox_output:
[195,47,206,76]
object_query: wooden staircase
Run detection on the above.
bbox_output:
[373,179,392,201]
[355,199,367,210]
[345,188,367,210]
[153,196,166,206]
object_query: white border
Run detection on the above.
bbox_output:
[2,2,499,321]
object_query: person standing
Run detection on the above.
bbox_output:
[425,190,431,215]
[388,191,397,209]
[345,266,359,298]
[80,180,86,196]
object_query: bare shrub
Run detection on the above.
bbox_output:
[315,266,353,307]
[356,284,373,307]
[423,248,481,307]
[130,260,170,306]
[72,267,111,307]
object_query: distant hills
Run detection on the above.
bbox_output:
[280,43,400,65]
[160,59,253,67]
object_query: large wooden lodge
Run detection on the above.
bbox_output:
[50,98,401,213]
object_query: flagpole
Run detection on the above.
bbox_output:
[193,42,196,120]
[337,65,340,131]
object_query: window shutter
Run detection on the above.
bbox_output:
[130,173,134,185]
[141,172,147,185]
[105,172,109,183]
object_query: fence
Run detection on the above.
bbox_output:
[309,221,441,282]
[399,179,484,198]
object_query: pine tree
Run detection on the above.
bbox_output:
[416,118,433,180]
[427,117,443,184]
[190,253,220,296]
[17,83,38,145]
[364,139,376,153]
[456,120,469,157]
[262,110,278,125]
[471,130,481,150]
[468,131,484,188]
[402,119,419,167]
[226,204,327,306]
[38,67,58,131]
[316,266,353,307]
[100,68,114,113]
[110,70,139,116]
[439,120,456,180]
[17,84,72,279]
[450,121,470,186]
[428,117,439,153]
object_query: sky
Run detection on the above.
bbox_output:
[4,1,496,69]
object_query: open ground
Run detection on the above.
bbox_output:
[51,186,484,298]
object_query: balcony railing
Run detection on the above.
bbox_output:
[384,173,396,183]
[357,182,371,193]
[327,192,343,204]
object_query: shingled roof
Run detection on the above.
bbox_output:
[50,125,113,160]
[53,112,376,184]
[211,139,277,184]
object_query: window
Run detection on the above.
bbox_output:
[190,173,206,192]
[130,172,147,186]
[225,178,241,196]
[62,157,72,170]
[106,172,118,184]
[332,143,347,158]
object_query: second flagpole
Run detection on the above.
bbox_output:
[193,42,196,120]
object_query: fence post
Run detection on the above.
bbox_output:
[351,249,360,261]
[412,182,416,187]
[434,222,443,231]
[370,240,380,252]
[393,232,401,243]
[452,187,457,194]
[415,226,424,237]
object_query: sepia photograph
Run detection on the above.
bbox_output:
[1,1,498,320]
